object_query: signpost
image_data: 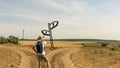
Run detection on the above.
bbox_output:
[41,21,59,49]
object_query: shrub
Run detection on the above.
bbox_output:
[0,36,8,44]
[101,42,108,47]
[8,35,19,44]
[0,35,19,44]
[111,46,120,51]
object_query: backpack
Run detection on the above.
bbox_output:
[36,42,43,53]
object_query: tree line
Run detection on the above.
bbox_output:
[0,35,19,44]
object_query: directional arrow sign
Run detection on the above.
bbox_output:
[41,29,50,36]
[49,21,59,30]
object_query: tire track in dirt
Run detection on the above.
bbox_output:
[46,48,79,68]
[15,50,31,68]
[0,46,37,68]
[47,48,68,68]
[12,48,38,68]
[61,49,78,68]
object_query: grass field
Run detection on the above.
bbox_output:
[0,47,21,68]
[0,41,120,68]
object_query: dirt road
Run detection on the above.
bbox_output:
[0,45,80,68]
[0,46,38,68]
[47,48,80,68]
[1,41,120,68]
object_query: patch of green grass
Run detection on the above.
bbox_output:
[82,42,101,47]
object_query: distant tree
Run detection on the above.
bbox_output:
[0,35,19,45]
[8,35,19,44]
[0,36,7,44]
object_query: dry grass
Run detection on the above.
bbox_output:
[71,46,120,68]
[19,40,83,48]
[19,41,36,46]
[0,47,21,68]
[21,50,38,68]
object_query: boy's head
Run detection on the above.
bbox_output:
[37,35,44,40]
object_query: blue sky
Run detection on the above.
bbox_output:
[0,0,120,40]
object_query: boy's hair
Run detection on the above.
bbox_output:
[37,35,44,40]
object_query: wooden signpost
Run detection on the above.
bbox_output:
[41,21,59,49]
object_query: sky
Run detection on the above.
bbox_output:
[0,0,120,40]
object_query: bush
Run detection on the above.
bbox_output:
[0,35,19,44]
[111,46,120,51]
[0,36,8,44]
[101,42,108,47]
[8,36,19,44]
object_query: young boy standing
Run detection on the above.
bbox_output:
[32,35,49,68]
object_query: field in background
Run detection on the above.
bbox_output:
[19,40,92,47]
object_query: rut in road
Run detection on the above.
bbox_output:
[46,48,79,68]
[7,47,37,68]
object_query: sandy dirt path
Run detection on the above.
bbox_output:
[11,47,38,68]
[0,45,81,68]
[61,48,78,68]
[0,46,37,68]
[15,49,31,68]
[46,48,80,68]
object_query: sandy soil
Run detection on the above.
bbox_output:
[0,41,82,68]
[47,48,80,68]
[0,45,38,68]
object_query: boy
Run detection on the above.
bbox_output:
[32,35,49,68]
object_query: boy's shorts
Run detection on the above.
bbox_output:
[37,53,48,63]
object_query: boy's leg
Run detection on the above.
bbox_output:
[39,62,42,68]
[38,62,41,68]
[43,56,50,68]
[38,55,42,68]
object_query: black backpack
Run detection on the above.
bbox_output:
[36,42,43,53]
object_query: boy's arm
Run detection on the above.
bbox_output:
[45,41,49,44]
[32,46,37,53]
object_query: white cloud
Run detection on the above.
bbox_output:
[37,0,87,14]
